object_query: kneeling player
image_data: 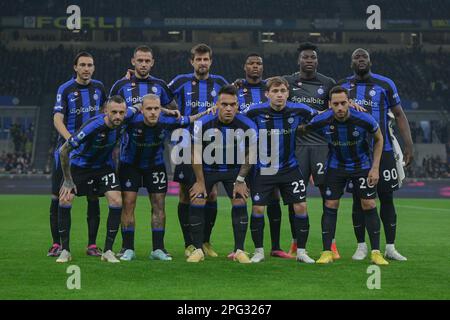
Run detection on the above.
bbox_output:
[56,96,139,263]
[118,94,212,261]
[300,86,388,265]
[187,85,257,263]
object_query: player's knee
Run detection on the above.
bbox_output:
[58,198,72,207]
[252,205,264,214]
[361,199,376,210]
[108,195,122,208]
[207,189,218,202]
[151,196,165,214]
[293,202,307,214]
[325,199,339,209]
[191,197,206,206]
[232,198,246,207]
[123,196,136,211]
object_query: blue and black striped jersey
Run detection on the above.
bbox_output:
[109,74,174,108]
[67,108,137,169]
[237,80,267,113]
[120,114,191,169]
[53,77,106,147]
[168,73,228,116]
[339,72,401,152]
[244,101,317,172]
[192,113,257,173]
[306,108,379,172]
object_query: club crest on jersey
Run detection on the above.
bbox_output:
[348,181,354,189]
[93,93,99,100]
[192,81,196,86]
[77,131,86,140]
[329,125,335,130]
[253,193,260,201]
[137,129,143,134]
[265,114,270,119]
[131,82,136,87]
[57,94,61,102]
[353,130,360,137]
[297,81,302,86]
[288,117,294,124]
[74,91,79,96]
[179,172,184,179]
[152,86,158,93]
[211,89,217,97]
[317,87,324,95]
[325,188,332,197]
[369,89,376,97]
[99,132,106,138]
[243,88,248,93]
[125,179,132,188]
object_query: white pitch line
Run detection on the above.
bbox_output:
[396,205,450,213]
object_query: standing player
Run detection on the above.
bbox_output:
[110,45,177,256]
[283,42,340,259]
[56,96,139,263]
[118,94,212,261]
[245,77,317,264]
[339,48,413,261]
[235,53,291,259]
[168,44,228,258]
[48,52,106,258]
[110,45,177,109]
[188,85,257,263]
[299,86,389,265]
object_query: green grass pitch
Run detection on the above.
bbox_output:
[0,195,449,300]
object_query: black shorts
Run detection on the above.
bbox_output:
[173,164,195,186]
[51,152,63,196]
[325,168,376,200]
[377,151,400,193]
[204,170,240,199]
[71,165,120,197]
[119,162,167,193]
[251,166,306,206]
[345,151,400,195]
[295,144,328,187]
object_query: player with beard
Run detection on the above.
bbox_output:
[339,48,413,261]
[169,44,228,258]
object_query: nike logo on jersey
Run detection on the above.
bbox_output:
[299,196,306,200]
[239,93,246,97]
[70,98,79,102]
[367,192,376,197]
[111,185,119,189]
[158,186,165,190]
[391,183,399,188]
[292,87,302,91]
[127,87,136,91]
[261,119,270,123]
[186,92,196,95]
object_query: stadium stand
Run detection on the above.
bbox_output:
[1,0,449,19]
